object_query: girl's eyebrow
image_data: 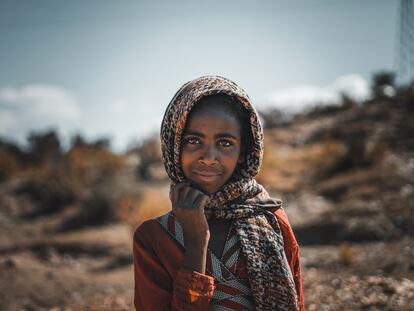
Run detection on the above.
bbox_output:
[183,130,204,137]
[183,130,239,140]
[216,132,239,140]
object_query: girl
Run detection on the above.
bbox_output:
[133,76,304,311]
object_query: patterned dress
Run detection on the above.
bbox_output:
[133,208,304,310]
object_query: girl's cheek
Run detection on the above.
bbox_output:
[182,147,199,157]
[224,148,241,157]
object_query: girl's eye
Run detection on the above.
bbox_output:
[185,137,200,145]
[218,140,232,147]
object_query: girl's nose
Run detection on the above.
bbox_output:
[198,145,218,166]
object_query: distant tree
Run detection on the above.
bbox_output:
[340,93,357,110]
[259,108,290,128]
[92,137,110,150]
[0,138,25,161]
[70,133,111,150]
[131,135,163,181]
[372,71,396,98]
[27,129,61,164]
[71,134,87,149]
[0,138,25,180]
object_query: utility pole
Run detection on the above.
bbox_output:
[395,0,414,83]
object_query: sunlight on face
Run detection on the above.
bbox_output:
[180,107,243,194]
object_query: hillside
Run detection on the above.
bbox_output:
[258,88,414,310]
[0,81,413,310]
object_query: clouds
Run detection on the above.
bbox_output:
[109,99,129,114]
[260,74,372,113]
[0,84,81,146]
[0,74,373,152]
[0,84,159,152]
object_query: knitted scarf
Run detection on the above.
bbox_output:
[160,75,299,311]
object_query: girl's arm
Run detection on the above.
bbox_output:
[134,182,213,310]
[171,182,211,274]
[133,222,215,311]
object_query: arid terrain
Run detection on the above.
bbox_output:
[0,77,413,310]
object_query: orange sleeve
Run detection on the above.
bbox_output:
[133,222,215,310]
[274,208,305,311]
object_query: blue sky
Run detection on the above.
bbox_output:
[0,0,398,151]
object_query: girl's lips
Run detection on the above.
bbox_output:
[193,171,221,181]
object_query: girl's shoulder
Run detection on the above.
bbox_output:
[273,207,299,249]
[133,212,171,245]
[273,207,290,228]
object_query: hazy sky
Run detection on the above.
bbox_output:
[0,0,398,151]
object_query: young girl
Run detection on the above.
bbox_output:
[133,76,305,311]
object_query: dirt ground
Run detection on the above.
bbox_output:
[1,185,413,311]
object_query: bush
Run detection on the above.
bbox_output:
[66,145,125,186]
[16,168,80,217]
[259,108,291,128]
[128,136,165,181]
[59,190,118,231]
[27,130,61,165]
[257,138,347,192]
[0,149,21,181]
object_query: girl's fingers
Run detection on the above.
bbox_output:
[172,182,209,210]
[171,182,189,203]
[186,188,202,206]
[193,194,210,210]
[180,186,191,205]
[171,187,177,204]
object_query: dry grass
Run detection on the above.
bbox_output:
[257,138,347,192]
[0,149,21,180]
[66,146,126,186]
[117,189,171,230]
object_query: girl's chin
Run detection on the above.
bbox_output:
[188,181,221,195]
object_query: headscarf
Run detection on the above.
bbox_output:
[160,75,298,311]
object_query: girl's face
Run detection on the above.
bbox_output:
[180,106,243,194]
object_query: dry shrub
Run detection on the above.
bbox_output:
[59,190,118,231]
[0,149,21,181]
[56,146,129,230]
[118,189,170,229]
[16,145,127,220]
[338,242,353,265]
[257,138,347,192]
[131,135,165,181]
[66,146,125,186]
[17,167,81,217]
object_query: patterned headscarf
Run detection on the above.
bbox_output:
[160,75,298,310]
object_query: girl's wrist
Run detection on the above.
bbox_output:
[185,234,210,249]
[183,244,208,273]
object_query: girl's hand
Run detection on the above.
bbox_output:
[171,182,210,248]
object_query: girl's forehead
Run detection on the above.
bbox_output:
[188,98,242,118]
[186,106,241,127]
[186,110,241,130]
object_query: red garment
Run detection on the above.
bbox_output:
[133,208,305,310]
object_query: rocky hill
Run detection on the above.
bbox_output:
[0,80,413,310]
